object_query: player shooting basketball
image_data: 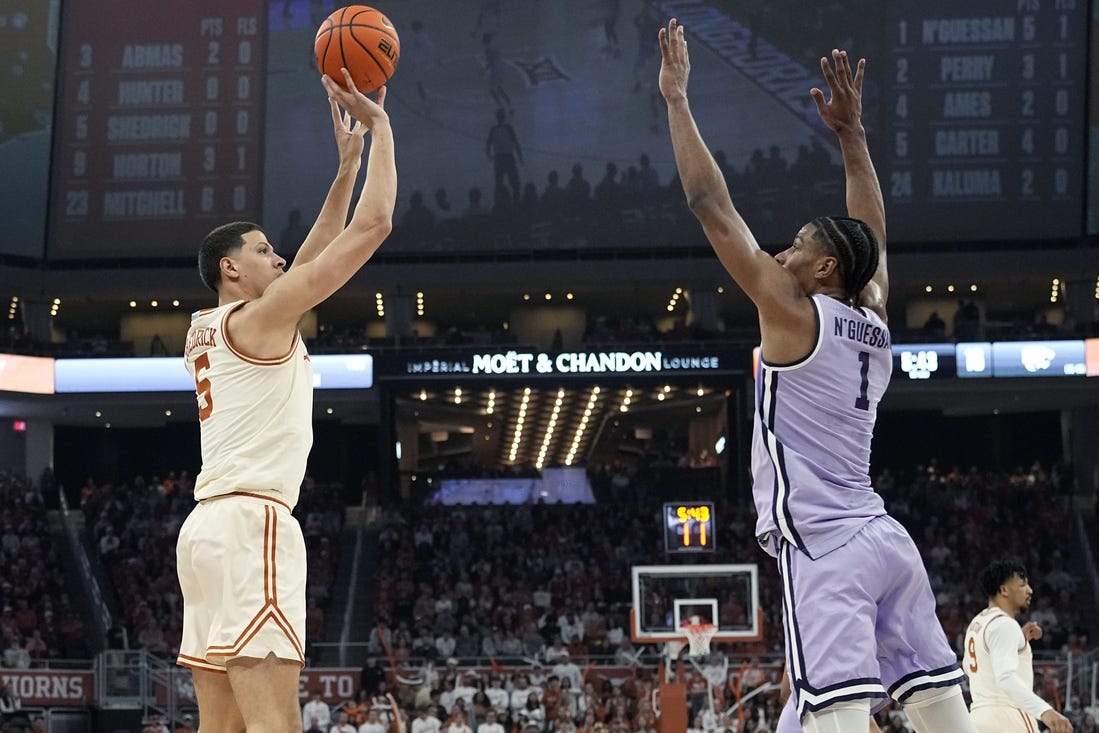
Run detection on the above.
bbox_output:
[176,68,395,732]
[658,18,978,733]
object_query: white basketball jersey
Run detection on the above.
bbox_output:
[184,301,313,508]
[964,607,1033,711]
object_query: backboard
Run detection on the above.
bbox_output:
[630,564,761,643]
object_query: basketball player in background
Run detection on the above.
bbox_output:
[659,19,976,733]
[964,560,1073,733]
[177,68,395,732]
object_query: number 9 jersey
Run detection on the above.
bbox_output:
[184,301,313,509]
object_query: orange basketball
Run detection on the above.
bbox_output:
[314,5,400,94]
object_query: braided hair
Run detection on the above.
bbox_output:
[809,215,879,304]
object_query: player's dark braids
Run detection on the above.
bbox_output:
[810,216,880,305]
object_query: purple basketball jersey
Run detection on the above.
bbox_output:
[752,294,890,560]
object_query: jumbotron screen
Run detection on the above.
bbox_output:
[37,0,1095,260]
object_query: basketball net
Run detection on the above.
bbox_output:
[682,619,717,657]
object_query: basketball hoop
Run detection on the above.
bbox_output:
[682,620,718,657]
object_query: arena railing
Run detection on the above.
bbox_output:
[57,486,111,645]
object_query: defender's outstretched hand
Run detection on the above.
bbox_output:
[321,68,389,131]
[810,49,865,135]
[658,18,690,103]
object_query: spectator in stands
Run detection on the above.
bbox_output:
[475,709,504,733]
[303,688,332,732]
[342,690,371,728]
[557,611,584,647]
[2,637,30,669]
[453,672,481,713]
[552,654,582,693]
[411,705,443,733]
[516,691,546,730]
[923,311,946,338]
[356,708,386,733]
[954,299,981,340]
[436,629,457,661]
[329,710,356,733]
[440,706,470,733]
[0,683,23,728]
[97,526,120,558]
[360,656,385,697]
[545,637,570,664]
[142,714,170,733]
[368,620,393,657]
[484,676,508,719]
[454,625,479,659]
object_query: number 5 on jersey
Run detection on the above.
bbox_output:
[194,352,213,421]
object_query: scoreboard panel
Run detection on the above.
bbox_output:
[33,1,1094,259]
[883,1,1087,241]
[48,1,265,259]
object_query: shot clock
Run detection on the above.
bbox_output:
[664,502,715,553]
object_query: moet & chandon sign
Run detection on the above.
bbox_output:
[404,350,722,376]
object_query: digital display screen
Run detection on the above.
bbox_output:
[48,0,266,259]
[956,342,994,378]
[54,354,373,393]
[664,501,715,553]
[991,340,1086,377]
[19,0,1096,262]
[956,340,1088,378]
[891,342,956,380]
[0,354,54,394]
[263,0,1088,254]
[0,0,59,257]
[883,1,1087,240]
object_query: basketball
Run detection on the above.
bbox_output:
[314,5,400,94]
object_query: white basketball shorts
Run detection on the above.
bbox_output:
[176,492,307,672]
